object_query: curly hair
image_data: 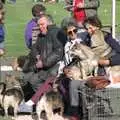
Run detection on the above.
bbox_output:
[84,16,102,28]
[32,4,46,17]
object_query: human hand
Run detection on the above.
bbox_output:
[36,59,43,68]
[98,59,110,66]
[36,55,41,61]
[36,55,43,68]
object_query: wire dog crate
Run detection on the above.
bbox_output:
[78,87,120,120]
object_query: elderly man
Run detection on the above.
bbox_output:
[18,14,65,112]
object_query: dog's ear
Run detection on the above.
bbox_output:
[0,82,6,94]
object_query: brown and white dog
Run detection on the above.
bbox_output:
[0,74,24,118]
[36,88,64,120]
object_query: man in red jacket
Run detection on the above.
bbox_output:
[65,0,100,26]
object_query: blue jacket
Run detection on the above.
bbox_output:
[0,24,5,43]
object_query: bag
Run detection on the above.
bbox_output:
[85,76,110,89]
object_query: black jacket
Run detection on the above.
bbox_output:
[23,25,64,72]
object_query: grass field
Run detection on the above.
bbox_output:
[0,1,120,120]
[4,0,120,57]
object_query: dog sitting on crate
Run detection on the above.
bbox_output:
[0,74,24,118]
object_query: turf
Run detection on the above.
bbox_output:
[3,0,120,57]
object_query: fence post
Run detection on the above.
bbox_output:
[112,0,116,39]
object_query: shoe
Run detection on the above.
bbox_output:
[18,102,33,113]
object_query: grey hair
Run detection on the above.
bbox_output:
[45,14,54,25]
[38,14,54,25]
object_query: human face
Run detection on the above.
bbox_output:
[85,24,97,35]
[37,16,48,35]
[0,8,5,23]
[67,26,77,40]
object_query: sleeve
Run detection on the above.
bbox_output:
[109,53,120,66]
[24,22,32,49]
[91,33,106,55]
[84,0,100,9]
[105,33,120,53]
[42,30,64,68]
[31,37,40,58]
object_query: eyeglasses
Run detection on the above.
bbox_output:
[67,28,77,36]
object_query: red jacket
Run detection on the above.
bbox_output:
[73,0,86,23]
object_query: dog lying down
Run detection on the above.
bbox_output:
[0,74,24,118]
[36,88,64,120]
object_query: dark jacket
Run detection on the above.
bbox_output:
[23,25,64,72]
[84,0,100,18]
[104,32,120,66]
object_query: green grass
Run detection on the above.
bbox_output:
[3,0,120,57]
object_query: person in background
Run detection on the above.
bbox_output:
[24,4,46,49]
[0,2,5,56]
[73,0,100,25]
[64,0,100,25]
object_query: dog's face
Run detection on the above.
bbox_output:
[70,43,95,60]
[63,64,82,80]
[70,43,88,60]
